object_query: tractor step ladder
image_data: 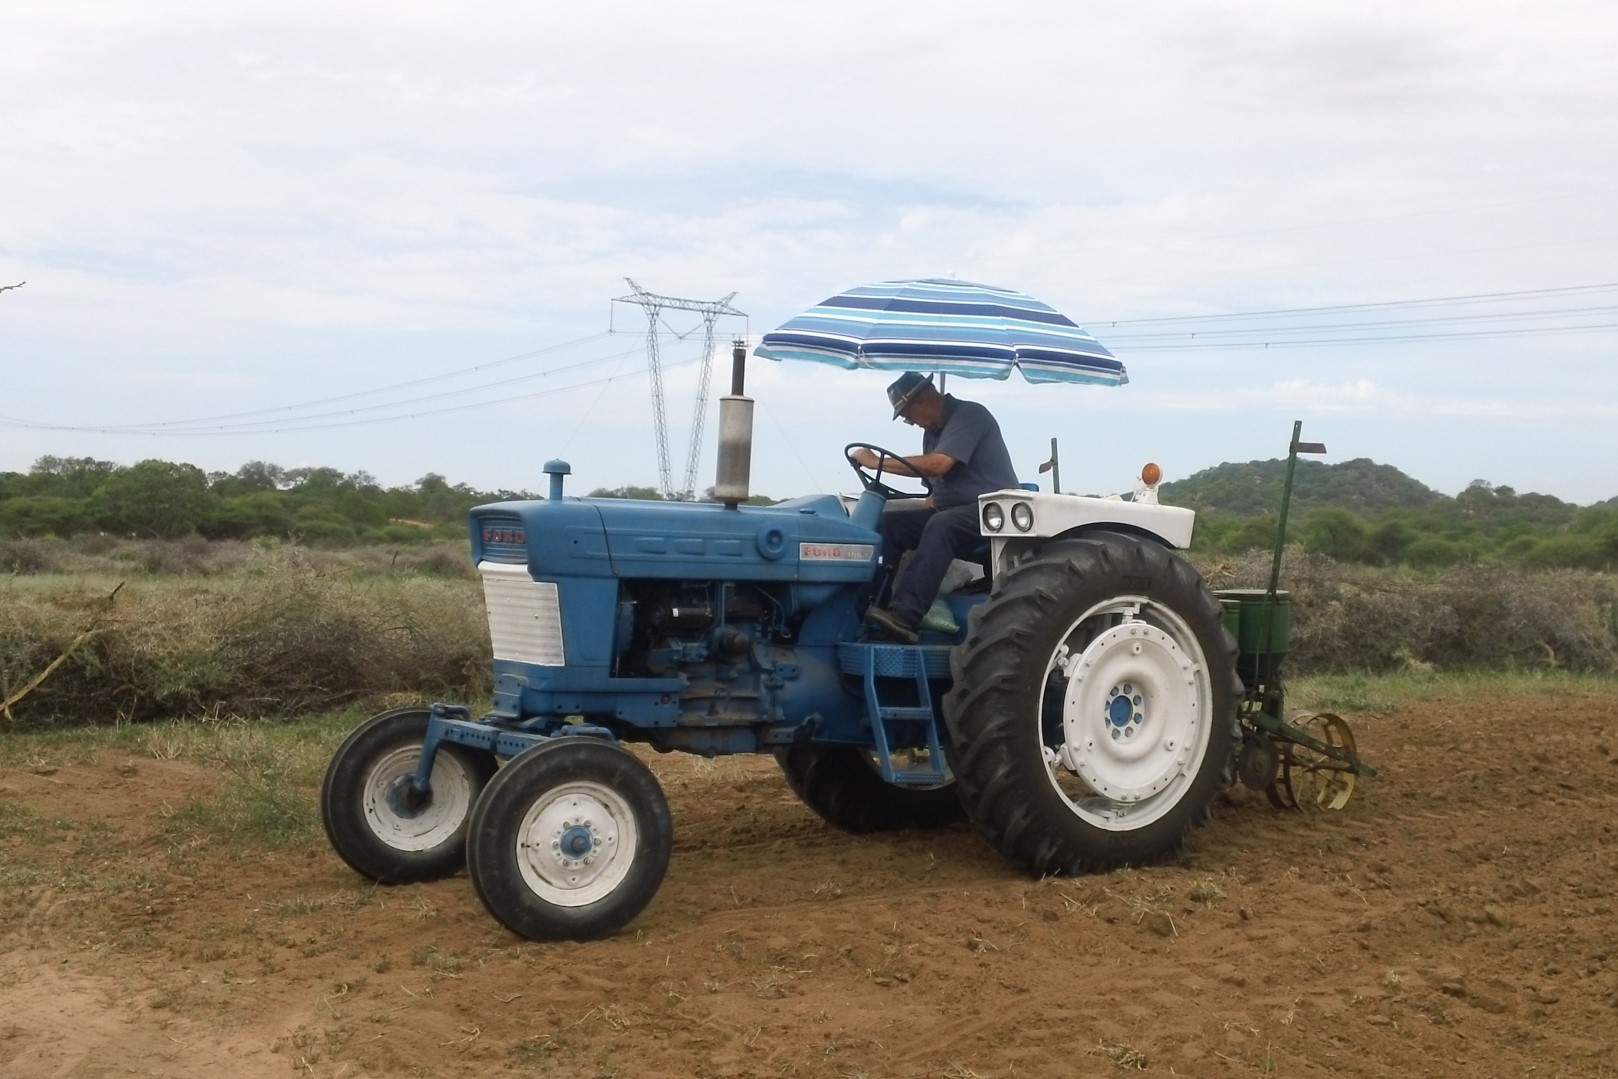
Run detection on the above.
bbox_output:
[840,642,951,787]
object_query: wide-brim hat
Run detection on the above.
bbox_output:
[887,371,934,419]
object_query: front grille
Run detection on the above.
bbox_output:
[479,562,565,666]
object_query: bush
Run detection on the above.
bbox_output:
[0,496,89,538]
[290,507,358,545]
[372,523,435,546]
[119,536,219,575]
[0,538,61,574]
[0,547,489,729]
[409,546,477,579]
[1201,549,1618,674]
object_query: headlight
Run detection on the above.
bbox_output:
[1011,502,1034,532]
[982,502,1005,533]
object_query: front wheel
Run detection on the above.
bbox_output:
[466,739,673,941]
[944,535,1239,874]
[320,708,498,884]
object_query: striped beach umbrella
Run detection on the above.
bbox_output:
[753,278,1126,386]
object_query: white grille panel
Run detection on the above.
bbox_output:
[478,562,565,666]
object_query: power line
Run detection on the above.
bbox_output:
[1116,322,1618,350]
[4,356,709,436]
[1096,282,1618,326]
[86,331,617,431]
[1,334,697,435]
[1105,304,1618,343]
[7,280,1618,441]
[110,346,644,433]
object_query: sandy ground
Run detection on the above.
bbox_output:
[3,688,1617,1079]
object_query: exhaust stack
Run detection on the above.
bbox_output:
[714,340,753,508]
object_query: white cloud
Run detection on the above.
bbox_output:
[3,1,1616,504]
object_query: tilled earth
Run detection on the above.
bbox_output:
[2,687,1617,1078]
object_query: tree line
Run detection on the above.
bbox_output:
[0,457,771,545]
[1,454,1615,570]
[1162,456,1618,571]
[0,457,516,545]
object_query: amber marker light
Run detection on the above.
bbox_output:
[1140,462,1162,485]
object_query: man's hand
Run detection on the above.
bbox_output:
[850,446,955,479]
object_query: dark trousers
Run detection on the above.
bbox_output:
[876,502,983,623]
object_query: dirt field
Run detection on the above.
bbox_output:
[3,687,1617,1078]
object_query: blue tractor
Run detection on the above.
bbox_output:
[321,350,1260,940]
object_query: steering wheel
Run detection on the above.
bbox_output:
[844,442,930,501]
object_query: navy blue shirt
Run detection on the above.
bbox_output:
[923,395,1020,509]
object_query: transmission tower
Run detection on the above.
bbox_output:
[614,279,746,499]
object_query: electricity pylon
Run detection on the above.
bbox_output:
[614,279,746,500]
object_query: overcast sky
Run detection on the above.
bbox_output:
[3,0,1616,505]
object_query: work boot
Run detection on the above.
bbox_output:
[863,606,920,644]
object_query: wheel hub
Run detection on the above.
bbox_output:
[557,821,598,863]
[385,774,432,818]
[362,746,475,852]
[1105,684,1145,735]
[1237,734,1281,791]
[1062,622,1201,802]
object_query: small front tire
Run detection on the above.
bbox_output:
[466,739,673,942]
[320,708,498,884]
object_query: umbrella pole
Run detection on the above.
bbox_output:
[1037,437,1060,494]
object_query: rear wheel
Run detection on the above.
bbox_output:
[775,742,965,833]
[944,534,1239,874]
[320,708,497,884]
[466,739,673,941]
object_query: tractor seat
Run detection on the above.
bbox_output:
[940,536,993,598]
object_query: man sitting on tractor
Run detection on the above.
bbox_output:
[852,371,1020,644]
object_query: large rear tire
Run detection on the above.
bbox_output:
[944,534,1239,874]
[320,707,498,884]
[774,742,965,833]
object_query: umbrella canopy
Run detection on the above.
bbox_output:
[753,278,1127,386]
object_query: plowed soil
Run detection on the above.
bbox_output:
[3,689,1617,1078]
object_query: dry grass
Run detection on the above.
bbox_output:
[1096,1038,1150,1070]
[1201,548,1618,673]
[1,544,488,729]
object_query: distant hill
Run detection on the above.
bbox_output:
[1159,457,1446,518]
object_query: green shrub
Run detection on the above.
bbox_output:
[372,524,435,546]
[206,493,295,540]
[290,506,359,545]
[0,496,89,538]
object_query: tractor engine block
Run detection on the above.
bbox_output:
[620,581,780,677]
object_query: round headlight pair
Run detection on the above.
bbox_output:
[982,501,1034,534]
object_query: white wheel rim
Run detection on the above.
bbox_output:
[514,781,639,907]
[1041,597,1214,831]
[362,746,475,852]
